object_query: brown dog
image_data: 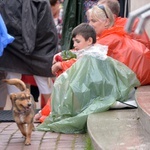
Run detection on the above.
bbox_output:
[3,78,36,145]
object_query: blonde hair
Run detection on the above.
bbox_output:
[90,5,114,28]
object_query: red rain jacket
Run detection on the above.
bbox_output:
[115,17,150,49]
[97,25,150,85]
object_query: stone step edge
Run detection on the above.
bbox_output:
[135,85,150,134]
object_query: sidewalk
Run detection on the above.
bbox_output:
[1,97,88,150]
[0,122,87,150]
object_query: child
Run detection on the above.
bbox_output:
[34,23,97,122]
[52,22,96,76]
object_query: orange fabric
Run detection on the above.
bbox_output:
[41,98,51,116]
[56,58,77,76]
[97,26,150,85]
[115,17,150,49]
[39,98,51,122]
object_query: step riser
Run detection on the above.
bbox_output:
[138,107,150,134]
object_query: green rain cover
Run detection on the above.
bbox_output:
[37,47,140,133]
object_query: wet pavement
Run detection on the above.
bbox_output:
[0,122,87,150]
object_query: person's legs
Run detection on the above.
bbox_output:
[33,76,53,122]
[33,76,53,108]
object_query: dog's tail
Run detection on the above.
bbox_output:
[3,78,26,91]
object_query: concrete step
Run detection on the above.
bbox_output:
[136,85,150,135]
[87,109,150,150]
[87,85,150,150]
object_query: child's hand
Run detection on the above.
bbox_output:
[51,62,62,75]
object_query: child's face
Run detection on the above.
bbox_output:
[72,34,92,50]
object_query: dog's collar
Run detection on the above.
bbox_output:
[18,111,26,115]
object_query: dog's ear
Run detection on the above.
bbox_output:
[10,93,17,101]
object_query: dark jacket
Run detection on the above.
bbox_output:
[61,0,84,51]
[0,0,58,77]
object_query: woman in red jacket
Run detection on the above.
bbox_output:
[88,4,150,85]
[97,0,150,49]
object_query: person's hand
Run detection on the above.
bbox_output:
[51,62,62,75]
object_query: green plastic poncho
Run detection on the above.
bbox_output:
[37,45,140,133]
